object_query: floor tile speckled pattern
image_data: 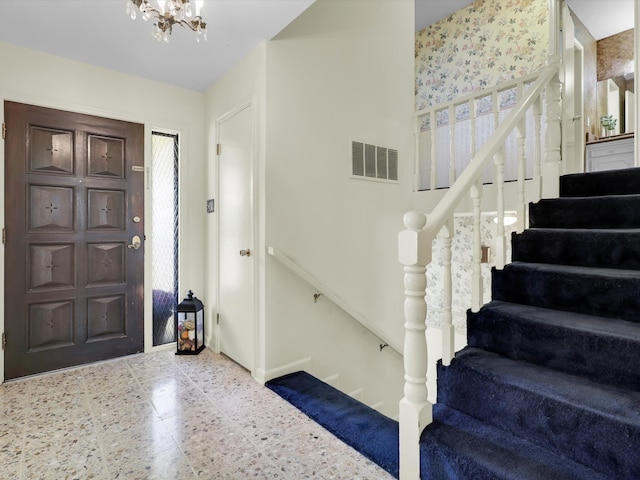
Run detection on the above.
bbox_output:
[0,348,395,479]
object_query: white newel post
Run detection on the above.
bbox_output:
[398,211,433,480]
[542,0,562,199]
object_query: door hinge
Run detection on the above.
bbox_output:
[2,228,5,245]
[217,313,220,324]
[2,332,5,351]
[1,122,5,140]
[216,143,221,156]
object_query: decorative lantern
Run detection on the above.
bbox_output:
[176,290,205,355]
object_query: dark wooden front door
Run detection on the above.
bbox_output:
[4,101,144,379]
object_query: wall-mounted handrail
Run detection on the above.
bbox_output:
[267,246,403,357]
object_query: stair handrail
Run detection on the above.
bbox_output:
[267,246,403,357]
[398,62,561,480]
[415,68,544,118]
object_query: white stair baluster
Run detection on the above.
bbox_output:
[414,117,421,192]
[516,89,527,233]
[430,110,437,190]
[493,90,500,137]
[449,105,456,187]
[441,218,455,366]
[494,149,506,270]
[471,180,483,312]
[533,96,543,202]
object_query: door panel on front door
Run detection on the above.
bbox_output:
[4,101,144,379]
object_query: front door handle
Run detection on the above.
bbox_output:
[240,249,251,257]
[128,235,142,250]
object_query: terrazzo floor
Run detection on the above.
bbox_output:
[0,348,395,479]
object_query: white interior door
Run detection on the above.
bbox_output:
[217,104,254,371]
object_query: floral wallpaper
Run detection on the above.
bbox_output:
[416,0,549,110]
[426,213,518,330]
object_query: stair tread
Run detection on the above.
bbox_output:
[506,261,640,278]
[481,300,640,341]
[266,371,399,477]
[469,301,640,390]
[560,167,640,197]
[524,227,640,234]
[421,404,609,480]
[529,194,640,229]
[452,347,640,424]
[539,193,640,202]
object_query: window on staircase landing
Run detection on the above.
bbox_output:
[151,131,180,346]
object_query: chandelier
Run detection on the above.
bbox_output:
[126,0,207,43]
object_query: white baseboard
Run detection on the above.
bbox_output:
[260,357,312,383]
[322,373,340,387]
[349,388,363,401]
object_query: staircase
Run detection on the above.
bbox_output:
[420,167,640,479]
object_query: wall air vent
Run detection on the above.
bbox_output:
[351,141,398,182]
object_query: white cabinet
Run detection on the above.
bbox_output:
[586,134,634,172]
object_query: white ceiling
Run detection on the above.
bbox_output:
[415,0,475,32]
[565,0,633,40]
[0,1,633,93]
[0,0,316,92]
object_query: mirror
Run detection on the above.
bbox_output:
[596,28,634,137]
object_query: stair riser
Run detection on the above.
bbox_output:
[421,434,507,480]
[512,230,640,270]
[492,266,640,322]
[560,168,640,197]
[420,405,608,480]
[467,308,640,390]
[529,196,640,229]
[437,362,640,476]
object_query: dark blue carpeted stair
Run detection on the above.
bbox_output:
[422,167,640,479]
[265,370,399,477]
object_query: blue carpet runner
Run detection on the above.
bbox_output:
[268,167,640,479]
[265,371,399,477]
[424,167,640,479]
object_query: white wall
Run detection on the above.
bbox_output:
[0,42,205,380]
[263,0,415,416]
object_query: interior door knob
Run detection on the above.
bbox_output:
[240,249,251,257]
